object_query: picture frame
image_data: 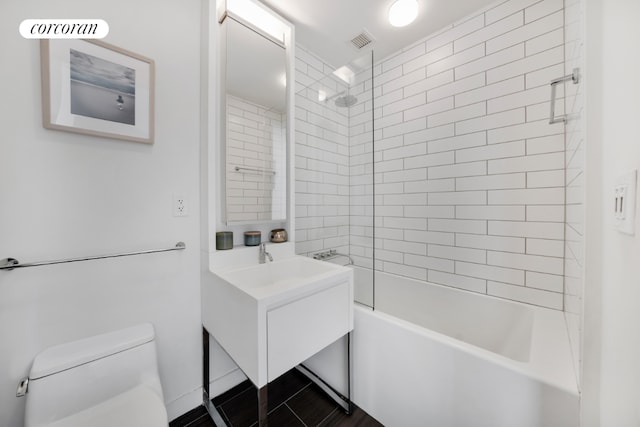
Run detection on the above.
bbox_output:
[40,39,155,144]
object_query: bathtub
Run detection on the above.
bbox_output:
[347,268,579,427]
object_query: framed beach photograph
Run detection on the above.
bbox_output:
[40,39,155,144]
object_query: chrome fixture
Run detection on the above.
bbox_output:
[334,94,358,108]
[234,165,276,175]
[324,90,358,108]
[16,377,29,397]
[258,243,272,264]
[0,242,186,271]
[549,68,580,124]
[313,249,354,265]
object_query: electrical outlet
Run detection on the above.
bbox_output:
[173,194,188,217]
[614,185,627,220]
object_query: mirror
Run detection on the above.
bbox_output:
[223,16,287,224]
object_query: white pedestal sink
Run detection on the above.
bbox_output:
[202,253,353,411]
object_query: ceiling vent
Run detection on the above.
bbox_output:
[350,29,375,50]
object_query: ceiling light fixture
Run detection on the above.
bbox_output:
[388,0,418,28]
[224,0,287,43]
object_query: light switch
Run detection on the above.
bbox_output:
[614,170,637,235]
[615,185,627,220]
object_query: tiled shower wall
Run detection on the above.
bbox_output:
[564,0,584,380]
[348,66,375,270]
[369,0,567,310]
[295,0,570,311]
[294,46,351,256]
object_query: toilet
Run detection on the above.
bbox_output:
[23,323,168,427]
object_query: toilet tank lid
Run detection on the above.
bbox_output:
[29,323,155,379]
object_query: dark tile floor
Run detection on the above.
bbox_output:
[170,368,383,427]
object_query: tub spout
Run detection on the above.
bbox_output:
[259,243,272,264]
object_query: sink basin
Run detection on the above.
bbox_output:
[203,255,353,387]
[215,256,351,303]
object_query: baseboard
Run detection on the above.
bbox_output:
[210,367,247,396]
[166,387,203,421]
[166,368,247,421]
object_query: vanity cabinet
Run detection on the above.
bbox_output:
[266,280,351,381]
[202,255,353,389]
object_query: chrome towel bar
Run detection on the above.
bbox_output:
[0,241,186,271]
[234,166,276,175]
[549,68,580,124]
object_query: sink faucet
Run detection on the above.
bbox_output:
[259,243,273,264]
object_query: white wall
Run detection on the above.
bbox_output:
[581,0,602,420]
[564,0,584,386]
[0,1,203,425]
[583,0,640,425]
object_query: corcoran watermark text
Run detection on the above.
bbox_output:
[19,19,109,39]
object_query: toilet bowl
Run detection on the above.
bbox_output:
[23,323,168,427]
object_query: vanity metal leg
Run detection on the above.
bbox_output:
[203,327,352,425]
[203,327,210,396]
[258,385,268,426]
[296,331,353,415]
[202,326,228,426]
[347,331,353,414]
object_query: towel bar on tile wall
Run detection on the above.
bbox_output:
[549,68,580,124]
[0,242,186,271]
[234,166,276,175]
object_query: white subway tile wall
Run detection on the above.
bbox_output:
[294,0,570,312]
[294,46,353,257]
[350,61,376,270]
[564,0,584,381]
[372,0,565,310]
[226,95,286,222]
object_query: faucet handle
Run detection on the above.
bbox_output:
[259,242,273,262]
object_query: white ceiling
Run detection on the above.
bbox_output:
[261,0,499,69]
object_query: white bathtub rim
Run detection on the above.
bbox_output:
[354,269,579,395]
[354,303,579,397]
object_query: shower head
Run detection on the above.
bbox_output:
[334,94,358,108]
[323,90,358,108]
